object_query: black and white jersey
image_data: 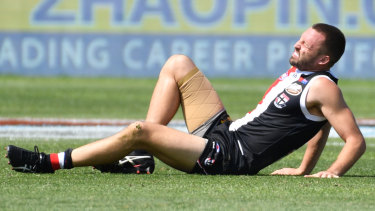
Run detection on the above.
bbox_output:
[229,66,338,174]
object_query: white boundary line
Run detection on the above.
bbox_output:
[1,124,374,140]
[0,124,188,140]
[0,117,374,126]
[0,118,374,143]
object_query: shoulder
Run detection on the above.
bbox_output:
[309,76,340,95]
[307,74,344,107]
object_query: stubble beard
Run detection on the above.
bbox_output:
[289,56,299,68]
[289,56,310,70]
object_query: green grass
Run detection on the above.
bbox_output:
[0,76,157,119]
[0,76,374,119]
[0,76,375,210]
[1,138,374,210]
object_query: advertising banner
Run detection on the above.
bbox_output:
[0,0,374,78]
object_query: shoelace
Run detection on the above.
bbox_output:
[34,146,40,156]
[33,146,41,169]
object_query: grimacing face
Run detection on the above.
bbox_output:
[289,28,327,71]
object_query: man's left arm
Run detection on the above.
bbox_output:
[271,122,330,176]
[305,78,366,178]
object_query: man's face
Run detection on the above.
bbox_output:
[289,28,326,70]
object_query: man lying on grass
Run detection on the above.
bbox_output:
[5,23,366,178]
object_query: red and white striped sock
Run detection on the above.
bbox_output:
[49,152,66,170]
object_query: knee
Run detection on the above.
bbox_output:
[127,121,147,140]
[115,121,148,149]
[162,55,196,80]
[167,54,192,64]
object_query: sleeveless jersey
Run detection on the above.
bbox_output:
[229,66,338,174]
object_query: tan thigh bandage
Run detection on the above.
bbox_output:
[178,68,225,133]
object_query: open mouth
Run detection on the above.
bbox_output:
[292,50,299,58]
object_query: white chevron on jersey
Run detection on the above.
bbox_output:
[300,75,334,121]
[229,67,332,131]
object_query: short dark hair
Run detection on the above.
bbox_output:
[312,23,346,67]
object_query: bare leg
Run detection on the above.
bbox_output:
[72,121,207,172]
[71,55,223,172]
[146,55,197,125]
[146,54,225,133]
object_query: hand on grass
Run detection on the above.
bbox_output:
[271,168,304,176]
[304,171,339,178]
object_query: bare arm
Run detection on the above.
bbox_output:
[271,122,330,176]
[304,78,366,178]
[298,122,331,174]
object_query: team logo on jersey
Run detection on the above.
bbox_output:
[299,78,308,84]
[285,82,303,96]
[274,93,290,108]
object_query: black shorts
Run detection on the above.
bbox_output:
[190,113,253,175]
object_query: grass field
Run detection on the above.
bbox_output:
[1,76,375,210]
[1,76,374,119]
[1,139,374,210]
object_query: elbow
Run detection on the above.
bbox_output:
[347,135,366,158]
[353,136,366,158]
[359,139,366,156]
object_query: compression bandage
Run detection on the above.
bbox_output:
[177,68,225,133]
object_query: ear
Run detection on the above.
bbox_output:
[318,55,330,65]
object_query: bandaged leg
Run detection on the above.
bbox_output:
[178,68,225,134]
